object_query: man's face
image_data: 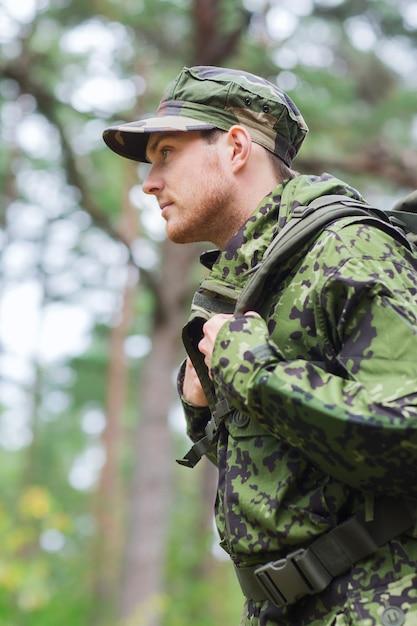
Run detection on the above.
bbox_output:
[143,131,234,246]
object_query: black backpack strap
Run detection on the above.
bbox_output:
[177,316,234,468]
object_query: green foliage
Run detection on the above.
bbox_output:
[0,485,91,625]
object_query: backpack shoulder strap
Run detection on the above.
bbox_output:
[235,194,416,315]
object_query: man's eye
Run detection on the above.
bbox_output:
[161,148,170,159]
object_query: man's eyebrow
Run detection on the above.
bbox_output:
[146,132,180,161]
[146,135,163,161]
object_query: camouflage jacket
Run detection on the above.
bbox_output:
[178,173,417,625]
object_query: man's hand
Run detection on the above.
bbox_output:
[182,357,209,407]
[183,312,261,405]
[198,311,261,374]
[198,314,233,373]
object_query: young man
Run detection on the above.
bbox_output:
[103,66,417,626]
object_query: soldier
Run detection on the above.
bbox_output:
[103,66,417,626]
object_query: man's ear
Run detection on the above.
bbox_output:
[226,125,252,173]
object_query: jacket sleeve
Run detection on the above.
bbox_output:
[209,230,417,499]
[177,359,211,442]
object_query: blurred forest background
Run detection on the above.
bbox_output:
[1,0,417,625]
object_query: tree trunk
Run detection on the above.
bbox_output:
[119,239,199,626]
[92,166,138,624]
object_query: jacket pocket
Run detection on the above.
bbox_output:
[347,573,417,625]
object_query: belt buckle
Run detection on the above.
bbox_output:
[254,548,332,607]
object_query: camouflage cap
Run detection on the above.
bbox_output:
[102,66,309,167]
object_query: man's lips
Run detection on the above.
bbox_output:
[160,202,173,218]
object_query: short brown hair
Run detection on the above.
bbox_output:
[202,128,296,182]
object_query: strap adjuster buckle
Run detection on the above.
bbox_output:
[254,548,332,607]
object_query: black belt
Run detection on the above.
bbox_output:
[235,496,416,608]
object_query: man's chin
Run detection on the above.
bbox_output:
[166,225,199,245]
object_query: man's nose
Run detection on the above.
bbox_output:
[142,166,163,195]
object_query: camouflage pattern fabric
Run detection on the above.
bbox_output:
[178,173,417,625]
[102,66,308,166]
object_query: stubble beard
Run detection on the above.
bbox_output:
[166,163,236,247]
